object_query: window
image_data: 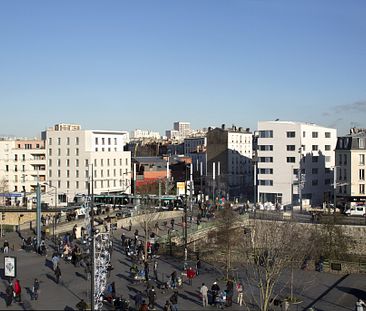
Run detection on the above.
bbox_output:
[312,180,318,186]
[49,138,52,145]
[49,170,52,178]
[49,159,52,166]
[108,138,111,145]
[95,137,98,145]
[113,159,116,166]
[312,145,318,151]
[259,168,273,174]
[85,159,89,167]
[66,170,70,178]
[66,159,70,167]
[343,154,347,165]
[102,138,105,144]
[107,159,110,166]
[360,154,365,165]
[303,131,306,138]
[360,169,365,181]
[286,131,296,138]
[76,137,79,145]
[14,165,17,172]
[360,184,365,194]
[95,148,98,152]
[67,137,70,145]
[76,159,79,167]
[125,158,128,166]
[259,157,273,163]
[312,132,318,138]
[94,159,97,166]
[325,132,331,138]
[359,138,365,149]
[101,170,104,178]
[325,179,331,185]
[101,159,104,166]
[325,156,331,162]
[287,145,295,151]
[67,148,70,156]
[259,130,273,138]
[58,170,61,178]
[259,180,273,186]
[312,168,318,174]
[114,138,117,145]
[325,145,331,151]
[22,154,25,161]
[58,180,61,188]
[49,149,52,156]
[338,154,342,166]
[76,148,79,156]
[67,181,70,189]
[58,148,61,156]
[312,156,318,163]
[76,181,79,189]
[287,157,296,163]
[57,159,61,167]
[58,138,61,145]
[76,170,79,178]
[343,168,347,180]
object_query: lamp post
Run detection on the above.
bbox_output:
[44,182,57,209]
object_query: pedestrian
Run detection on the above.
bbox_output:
[133,291,143,310]
[3,239,9,253]
[55,265,62,284]
[196,258,201,275]
[32,278,40,300]
[76,299,88,311]
[170,218,175,229]
[139,300,148,311]
[170,271,177,289]
[144,260,149,282]
[356,298,366,311]
[5,282,13,306]
[170,290,178,311]
[211,281,220,306]
[121,233,126,248]
[163,300,172,311]
[236,281,244,306]
[154,222,160,236]
[13,279,21,303]
[129,219,132,231]
[200,283,209,307]
[226,278,234,307]
[52,252,60,271]
[153,260,158,281]
[147,285,157,310]
[186,266,196,286]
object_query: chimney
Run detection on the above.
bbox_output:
[222,124,225,130]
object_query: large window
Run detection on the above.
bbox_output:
[259,168,273,174]
[325,145,331,151]
[259,145,273,151]
[360,184,365,194]
[359,138,365,149]
[286,131,295,138]
[259,180,273,186]
[360,154,365,165]
[259,130,273,138]
[259,157,273,163]
[325,132,331,138]
[312,145,318,151]
[312,132,318,138]
[287,145,295,151]
[359,169,365,181]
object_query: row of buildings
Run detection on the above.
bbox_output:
[0,121,365,210]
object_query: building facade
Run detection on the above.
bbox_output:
[256,121,337,207]
[335,128,366,209]
[206,125,253,200]
[0,138,46,207]
[42,124,131,205]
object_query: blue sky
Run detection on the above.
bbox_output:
[1,0,365,137]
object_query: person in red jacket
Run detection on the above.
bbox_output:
[186,266,196,286]
[13,279,21,303]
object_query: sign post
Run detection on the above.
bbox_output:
[4,256,17,282]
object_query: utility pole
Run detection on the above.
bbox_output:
[184,164,188,266]
[212,162,216,203]
[333,166,337,223]
[189,163,193,220]
[90,163,95,311]
[36,178,41,250]
[133,163,137,196]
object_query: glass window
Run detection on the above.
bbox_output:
[312,132,318,138]
[359,169,365,180]
[312,168,318,174]
[312,156,318,163]
[58,138,61,145]
[76,137,79,145]
[287,145,295,151]
[95,137,98,145]
[360,154,365,165]
[49,138,52,145]
[259,130,273,138]
[67,137,70,145]
[360,184,365,194]
[58,148,61,156]
[312,145,318,151]
[287,157,296,163]
[325,145,331,151]
[325,132,331,138]
[286,131,296,138]
[359,138,365,149]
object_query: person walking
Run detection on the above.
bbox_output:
[186,266,196,286]
[226,278,234,307]
[153,260,158,281]
[211,281,220,306]
[128,219,132,232]
[147,286,157,310]
[196,258,201,275]
[32,278,40,300]
[3,239,9,253]
[133,291,143,310]
[200,283,209,307]
[169,290,178,311]
[163,300,172,311]
[5,282,13,306]
[356,298,366,311]
[144,260,149,282]
[236,282,244,306]
[13,279,21,303]
[55,265,62,284]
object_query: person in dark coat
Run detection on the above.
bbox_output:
[5,283,13,306]
[211,281,220,306]
[147,286,157,310]
[55,265,62,284]
[226,279,234,307]
[169,291,178,311]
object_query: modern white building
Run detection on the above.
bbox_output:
[42,124,131,205]
[256,121,337,207]
[0,138,46,207]
[206,125,253,200]
[130,129,161,140]
[166,121,192,140]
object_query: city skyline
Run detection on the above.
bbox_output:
[1,0,366,137]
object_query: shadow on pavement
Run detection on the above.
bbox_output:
[178,290,201,306]
[75,271,87,281]
[64,306,75,311]
[337,286,366,299]
[46,273,57,284]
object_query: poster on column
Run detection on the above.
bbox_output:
[4,256,16,278]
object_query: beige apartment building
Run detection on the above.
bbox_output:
[42,124,131,206]
[335,128,366,209]
[0,138,46,207]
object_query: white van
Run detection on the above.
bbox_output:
[345,205,366,216]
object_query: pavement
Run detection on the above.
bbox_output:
[0,217,364,310]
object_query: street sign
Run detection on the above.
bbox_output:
[4,256,16,278]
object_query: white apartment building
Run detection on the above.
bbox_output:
[0,139,46,207]
[130,129,161,140]
[256,121,337,207]
[207,125,253,199]
[42,124,131,205]
[166,121,192,140]
[335,128,366,209]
